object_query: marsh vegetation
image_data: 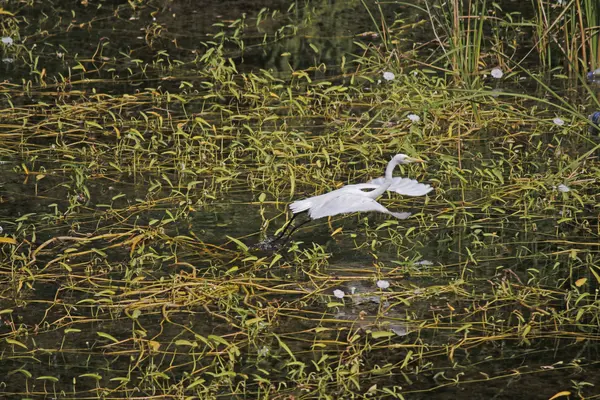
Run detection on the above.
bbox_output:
[0,0,600,398]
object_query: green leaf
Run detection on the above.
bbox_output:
[244,317,265,326]
[79,373,102,380]
[186,378,207,389]
[370,331,395,339]
[97,331,119,343]
[273,333,296,361]
[226,235,248,252]
[6,338,28,349]
[36,376,59,382]
[175,340,197,347]
[8,368,32,378]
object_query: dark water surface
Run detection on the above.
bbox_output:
[1,0,600,399]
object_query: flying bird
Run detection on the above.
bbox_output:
[275,154,432,241]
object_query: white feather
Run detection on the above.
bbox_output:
[288,154,432,221]
[304,189,412,219]
[365,177,433,196]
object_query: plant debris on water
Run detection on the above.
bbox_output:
[1,0,600,398]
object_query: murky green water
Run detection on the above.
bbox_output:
[1,0,600,398]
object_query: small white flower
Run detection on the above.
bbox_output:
[553,117,565,126]
[383,71,395,81]
[377,79,382,84]
[350,286,356,295]
[376,280,390,289]
[333,289,345,299]
[414,260,433,266]
[491,67,503,79]
[557,184,570,193]
[407,114,420,123]
[2,58,13,63]
[2,37,13,46]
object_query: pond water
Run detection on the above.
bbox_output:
[1,0,600,399]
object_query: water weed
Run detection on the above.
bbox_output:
[0,1,599,398]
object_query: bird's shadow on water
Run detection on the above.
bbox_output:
[249,217,372,256]
[248,217,380,261]
[249,212,397,253]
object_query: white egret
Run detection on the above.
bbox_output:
[273,154,432,241]
[289,154,432,219]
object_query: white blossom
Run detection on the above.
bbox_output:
[407,114,420,123]
[333,289,345,299]
[553,117,565,126]
[491,67,503,79]
[383,71,395,81]
[376,280,390,289]
[414,260,433,266]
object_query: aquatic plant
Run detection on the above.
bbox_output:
[0,1,598,399]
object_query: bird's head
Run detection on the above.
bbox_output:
[392,154,425,164]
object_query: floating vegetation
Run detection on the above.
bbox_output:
[0,0,600,398]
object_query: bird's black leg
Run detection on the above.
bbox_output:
[254,212,310,251]
[272,212,299,242]
[278,217,312,246]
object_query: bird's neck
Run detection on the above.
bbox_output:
[365,159,397,199]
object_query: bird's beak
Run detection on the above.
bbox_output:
[407,156,425,163]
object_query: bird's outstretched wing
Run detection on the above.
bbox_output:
[308,193,411,220]
[365,177,433,196]
[289,189,343,215]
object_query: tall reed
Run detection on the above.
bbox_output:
[531,0,600,73]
